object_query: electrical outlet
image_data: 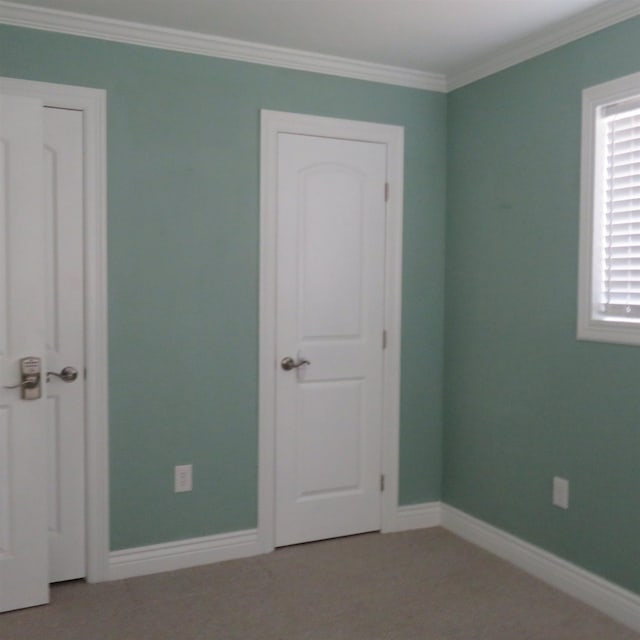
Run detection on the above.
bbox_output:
[552,476,569,510]
[174,464,193,493]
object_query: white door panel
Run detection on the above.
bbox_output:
[297,380,363,495]
[299,167,364,338]
[0,97,86,612]
[0,93,49,612]
[44,107,86,583]
[275,133,386,547]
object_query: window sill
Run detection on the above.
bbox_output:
[577,318,640,347]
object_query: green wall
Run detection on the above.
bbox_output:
[445,17,640,594]
[6,9,639,598]
[0,25,446,549]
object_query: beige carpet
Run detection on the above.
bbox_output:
[1,527,638,639]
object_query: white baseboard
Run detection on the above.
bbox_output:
[441,504,640,633]
[107,503,443,580]
[394,501,442,531]
[109,528,261,580]
[106,502,640,634]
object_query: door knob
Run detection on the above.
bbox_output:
[47,366,79,383]
[280,356,311,371]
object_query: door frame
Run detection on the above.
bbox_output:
[0,77,109,582]
[258,110,404,552]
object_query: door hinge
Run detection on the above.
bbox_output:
[384,182,390,203]
[382,329,387,349]
[380,474,385,492]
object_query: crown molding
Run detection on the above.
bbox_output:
[2,0,638,94]
[447,0,640,91]
[0,0,446,92]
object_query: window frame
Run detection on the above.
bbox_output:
[578,71,640,346]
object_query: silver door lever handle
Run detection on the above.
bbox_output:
[3,375,40,389]
[281,357,311,371]
[47,366,79,383]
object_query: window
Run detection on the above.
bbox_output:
[578,71,640,346]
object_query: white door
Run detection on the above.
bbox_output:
[0,93,49,611]
[275,133,387,547]
[44,106,86,583]
[0,97,85,612]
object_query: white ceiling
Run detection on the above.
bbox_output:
[2,0,640,89]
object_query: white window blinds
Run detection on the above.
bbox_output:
[600,100,640,320]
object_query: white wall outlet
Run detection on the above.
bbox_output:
[552,476,569,509]
[174,464,193,493]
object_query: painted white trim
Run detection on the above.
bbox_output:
[394,502,442,531]
[0,0,445,92]
[0,77,109,583]
[108,502,441,581]
[109,529,261,581]
[441,504,640,633]
[103,495,640,633]
[447,0,640,91]
[577,70,640,347]
[258,110,404,552]
[107,502,640,634]
[2,1,639,93]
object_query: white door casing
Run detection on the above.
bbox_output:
[275,134,387,546]
[259,110,404,551]
[44,107,86,583]
[0,77,109,589]
[0,93,49,612]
